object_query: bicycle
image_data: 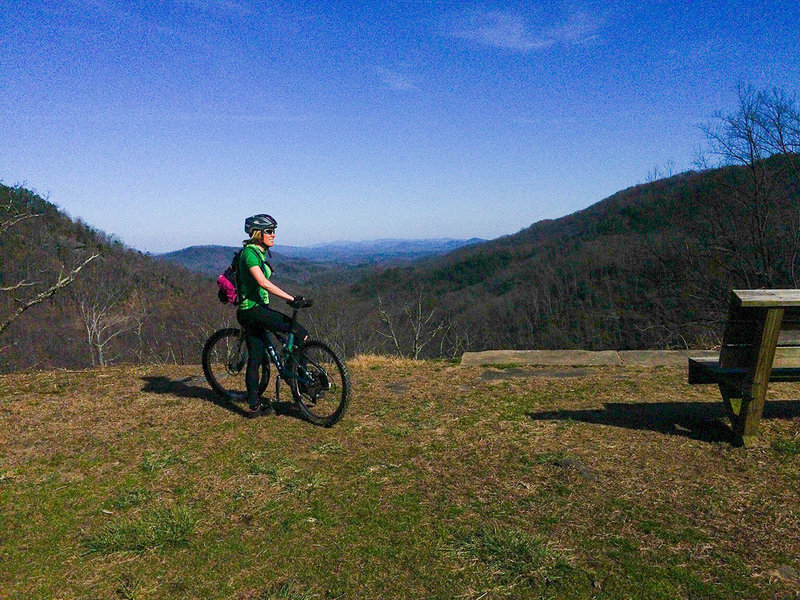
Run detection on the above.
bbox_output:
[201,299,350,427]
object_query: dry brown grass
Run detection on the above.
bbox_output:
[1,359,799,599]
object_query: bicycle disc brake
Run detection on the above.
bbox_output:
[227,352,247,374]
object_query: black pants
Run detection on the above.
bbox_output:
[237,305,309,408]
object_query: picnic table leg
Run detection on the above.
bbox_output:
[718,382,743,440]
[737,307,784,447]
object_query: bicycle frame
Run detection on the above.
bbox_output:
[248,305,315,386]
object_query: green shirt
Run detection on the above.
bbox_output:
[237,244,272,310]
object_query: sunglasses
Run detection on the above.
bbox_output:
[261,229,276,235]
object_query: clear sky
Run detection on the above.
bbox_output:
[2,1,799,253]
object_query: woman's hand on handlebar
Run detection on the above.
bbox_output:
[288,295,313,309]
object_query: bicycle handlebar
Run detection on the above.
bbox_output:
[288,297,313,309]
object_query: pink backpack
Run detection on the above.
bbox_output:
[217,268,238,304]
[216,250,242,305]
[216,247,270,304]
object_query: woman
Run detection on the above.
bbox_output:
[236,213,309,418]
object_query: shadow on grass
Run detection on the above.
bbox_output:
[527,399,800,445]
[140,376,306,421]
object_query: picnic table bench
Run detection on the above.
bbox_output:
[688,289,800,446]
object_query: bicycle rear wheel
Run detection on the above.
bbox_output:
[202,328,270,401]
[289,340,350,427]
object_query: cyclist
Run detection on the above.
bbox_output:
[236,213,309,418]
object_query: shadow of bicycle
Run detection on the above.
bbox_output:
[140,375,306,421]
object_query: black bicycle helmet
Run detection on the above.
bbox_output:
[244,213,277,235]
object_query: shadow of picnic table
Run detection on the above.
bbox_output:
[140,376,305,421]
[527,399,800,445]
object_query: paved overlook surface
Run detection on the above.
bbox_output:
[461,349,719,367]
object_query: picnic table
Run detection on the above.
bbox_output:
[688,289,800,446]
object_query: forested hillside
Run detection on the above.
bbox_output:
[3,88,799,369]
[0,185,233,372]
[317,155,800,357]
[305,88,800,358]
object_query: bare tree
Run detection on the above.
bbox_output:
[70,271,138,366]
[0,189,99,338]
[0,199,41,234]
[0,257,99,337]
[376,295,405,356]
[696,83,800,287]
[376,293,449,359]
[404,295,449,359]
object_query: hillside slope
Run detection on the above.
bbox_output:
[0,185,228,372]
[329,155,800,355]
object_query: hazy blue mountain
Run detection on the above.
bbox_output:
[275,238,484,264]
[154,244,336,285]
[155,238,485,281]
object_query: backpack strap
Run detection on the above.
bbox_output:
[243,245,272,275]
[236,246,274,300]
[230,249,242,273]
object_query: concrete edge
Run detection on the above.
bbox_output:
[460,349,720,367]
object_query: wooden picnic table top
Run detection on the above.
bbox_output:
[733,289,800,308]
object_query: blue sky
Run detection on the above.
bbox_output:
[2,0,799,252]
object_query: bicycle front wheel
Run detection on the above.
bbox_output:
[289,341,350,427]
[202,328,270,401]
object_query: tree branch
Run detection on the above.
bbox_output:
[0,210,42,236]
[0,253,99,336]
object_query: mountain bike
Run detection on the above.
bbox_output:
[201,300,350,427]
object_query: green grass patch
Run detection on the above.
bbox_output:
[0,463,15,485]
[108,486,152,510]
[113,573,144,600]
[451,525,581,593]
[240,453,327,494]
[242,452,296,480]
[140,450,183,473]
[532,450,572,465]
[383,425,411,438]
[771,436,800,455]
[312,440,344,454]
[85,506,196,554]
[636,518,708,544]
[262,581,315,599]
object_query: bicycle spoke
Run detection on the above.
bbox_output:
[289,341,349,427]
[202,328,270,400]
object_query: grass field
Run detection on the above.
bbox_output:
[1,357,800,599]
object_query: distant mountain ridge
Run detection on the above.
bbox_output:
[277,237,484,263]
[153,244,336,285]
[155,238,485,280]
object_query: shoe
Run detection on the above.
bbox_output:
[260,401,276,416]
[246,406,262,419]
